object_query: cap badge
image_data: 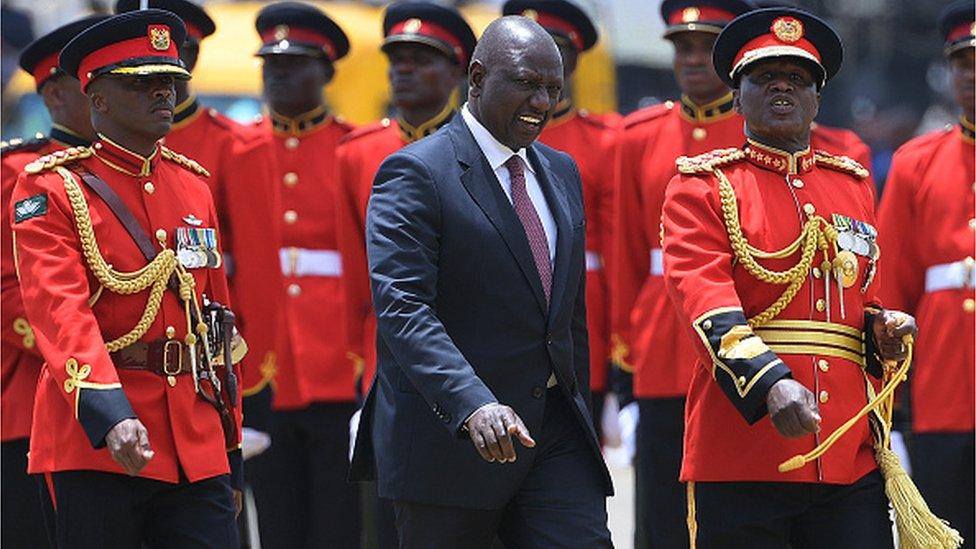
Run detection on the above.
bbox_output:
[274,24,289,41]
[148,25,171,51]
[522,9,538,21]
[771,17,803,43]
[404,18,422,33]
[682,7,701,23]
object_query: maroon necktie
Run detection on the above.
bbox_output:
[505,155,552,304]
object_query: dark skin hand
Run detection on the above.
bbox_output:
[88,73,177,156]
[669,31,729,105]
[105,418,154,475]
[468,16,564,151]
[734,58,820,153]
[465,403,536,463]
[261,54,333,117]
[766,309,917,439]
[949,48,975,122]
[41,74,96,142]
[387,43,462,127]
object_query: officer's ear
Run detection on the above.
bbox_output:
[468,59,485,98]
[87,79,109,114]
[732,87,741,114]
[319,59,335,85]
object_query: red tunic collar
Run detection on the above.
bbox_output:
[91,134,160,177]
[744,138,815,175]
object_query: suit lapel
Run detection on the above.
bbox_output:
[449,116,549,315]
[528,146,573,325]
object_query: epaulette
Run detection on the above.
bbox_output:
[160,146,210,177]
[676,147,746,175]
[332,115,355,133]
[23,146,92,174]
[623,100,675,129]
[576,109,612,130]
[814,150,869,179]
[205,107,237,131]
[340,118,393,144]
[1,134,49,156]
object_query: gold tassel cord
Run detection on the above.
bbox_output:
[60,167,178,351]
[777,337,963,549]
[714,168,828,326]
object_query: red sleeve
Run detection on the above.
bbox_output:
[609,126,651,370]
[662,171,791,423]
[335,144,370,365]
[12,169,135,448]
[875,148,923,313]
[2,158,41,356]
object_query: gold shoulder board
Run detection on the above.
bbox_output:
[814,151,869,179]
[676,147,745,175]
[160,146,210,178]
[23,147,93,174]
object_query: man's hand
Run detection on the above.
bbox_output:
[872,310,918,362]
[233,489,243,518]
[105,418,154,476]
[465,403,535,463]
[766,379,821,438]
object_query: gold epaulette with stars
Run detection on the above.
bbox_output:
[23,146,93,174]
[675,147,746,175]
[813,150,869,179]
[160,146,210,177]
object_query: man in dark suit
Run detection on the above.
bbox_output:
[350,15,613,549]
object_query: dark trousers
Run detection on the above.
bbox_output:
[2,438,52,548]
[393,387,611,549]
[689,470,893,548]
[50,470,238,549]
[250,401,360,549]
[634,397,686,549]
[911,431,974,549]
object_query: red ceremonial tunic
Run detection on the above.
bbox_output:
[611,95,745,398]
[876,120,976,433]
[612,96,875,400]
[12,137,241,483]
[538,106,616,392]
[663,140,882,483]
[2,128,89,442]
[163,97,282,397]
[256,109,355,409]
[335,110,454,394]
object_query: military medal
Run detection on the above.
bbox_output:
[833,250,858,289]
[176,226,221,269]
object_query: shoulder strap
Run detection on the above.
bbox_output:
[75,168,157,262]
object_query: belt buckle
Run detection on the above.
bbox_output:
[163,340,183,376]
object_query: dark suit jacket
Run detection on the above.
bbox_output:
[349,114,613,509]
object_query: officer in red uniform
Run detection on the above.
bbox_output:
[662,8,919,546]
[335,6,474,546]
[115,0,282,434]
[12,10,243,547]
[249,3,359,547]
[877,2,975,544]
[336,0,475,405]
[608,2,753,547]
[502,0,617,441]
[1,15,106,548]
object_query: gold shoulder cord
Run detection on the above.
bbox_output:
[57,166,207,353]
[713,166,837,326]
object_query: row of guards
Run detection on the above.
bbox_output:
[1,0,973,548]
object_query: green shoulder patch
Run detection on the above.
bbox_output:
[14,193,48,223]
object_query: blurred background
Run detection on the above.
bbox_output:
[0,0,965,192]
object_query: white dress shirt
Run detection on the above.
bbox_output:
[461,104,557,262]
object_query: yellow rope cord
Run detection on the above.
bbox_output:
[714,168,831,326]
[59,166,191,352]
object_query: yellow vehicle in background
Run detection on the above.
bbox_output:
[2,1,616,137]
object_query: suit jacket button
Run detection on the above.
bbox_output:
[532,386,544,399]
